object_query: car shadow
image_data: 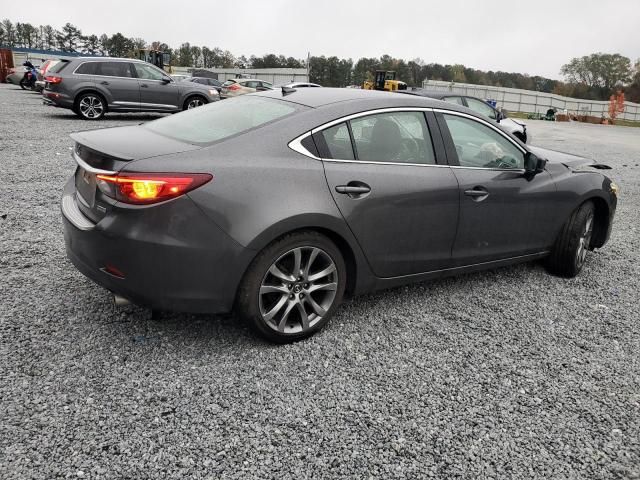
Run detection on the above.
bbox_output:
[103,261,547,350]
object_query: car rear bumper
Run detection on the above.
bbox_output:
[43,90,74,108]
[61,177,254,314]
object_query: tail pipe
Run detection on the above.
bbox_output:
[113,293,131,307]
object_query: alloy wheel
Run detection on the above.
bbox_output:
[259,246,338,334]
[79,95,104,119]
[187,98,204,109]
[576,213,594,268]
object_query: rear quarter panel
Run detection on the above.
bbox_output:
[124,120,377,294]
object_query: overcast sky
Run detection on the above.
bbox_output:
[4,0,639,79]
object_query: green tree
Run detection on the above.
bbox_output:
[104,33,132,57]
[177,42,192,67]
[56,22,82,52]
[82,34,101,55]
[561,53,632,98]
[1,18,16,47]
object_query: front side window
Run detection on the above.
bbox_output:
[443,114,524,169]
[96,62,135,78]
[144,96,298,144]
[350,112,435,164]
[465,98,497,120]
[134,63,166,80]
[319,123,354,160]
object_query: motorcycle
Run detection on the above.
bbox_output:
[20,61,38,90]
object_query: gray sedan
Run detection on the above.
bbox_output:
[61,89,617,342]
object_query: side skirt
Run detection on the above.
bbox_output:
[372,251,549,292]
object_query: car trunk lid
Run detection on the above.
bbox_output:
[70,126,201,222]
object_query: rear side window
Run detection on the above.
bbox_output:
[350,112,435,164]
[96,62,134,78]
[75,62,98,75]
[48,60,70,74]
[145,96,298,144]
[319,123,354,160]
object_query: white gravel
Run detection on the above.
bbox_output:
[1,84,639,479]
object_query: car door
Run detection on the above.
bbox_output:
[133,62,180,111]
[94,61,140,109]
[317,110,460,278]
[436,111,557,266]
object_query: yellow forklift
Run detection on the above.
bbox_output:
[363,70,407,91]
[138,49,172,73]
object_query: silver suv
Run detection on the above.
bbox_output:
[42,57,219,120]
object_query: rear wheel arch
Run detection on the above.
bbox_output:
[241,224,359,299]
[73,89,108,112]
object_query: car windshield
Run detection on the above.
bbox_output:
[144,96,298,144]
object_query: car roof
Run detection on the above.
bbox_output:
[257,87,462,110]
[75,57,145,63]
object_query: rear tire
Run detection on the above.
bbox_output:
[75,92,106,120]
[183,95,207,110]
[546,201,595,277]
[236,231,346,343]
[19,79,27,90]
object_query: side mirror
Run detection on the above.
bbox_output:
[161,75,172,84]
[524,152,547,177]
[495,110,503,123]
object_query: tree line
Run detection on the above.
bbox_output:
[1,18,639,103]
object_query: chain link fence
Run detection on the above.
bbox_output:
[421,79,640,121]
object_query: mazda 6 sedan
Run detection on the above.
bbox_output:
[61,88,617,343]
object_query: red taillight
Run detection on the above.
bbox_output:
[95,172,213,205]
[227,84,241,91]
[45,75,62,84]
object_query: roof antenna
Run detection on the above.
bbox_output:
[282,86,296,96]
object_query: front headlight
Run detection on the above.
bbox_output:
[610,181,619,197]
[208,89,219,96]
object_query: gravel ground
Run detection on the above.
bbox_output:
[1,83,639,480]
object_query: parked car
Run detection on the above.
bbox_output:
[220,78,273,98]
[278,82,322,88]
[170,74,190,82]
[5,66,29,85]
[61,88,617,343]
[35,59,59,92]
[401,89,529,143]
[186,76,223,93]
[42,57,219,120]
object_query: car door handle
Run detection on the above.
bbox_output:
[335,183,371,198]
[140,84,149,88]
[100,81,109,85]
[464,187,489,200]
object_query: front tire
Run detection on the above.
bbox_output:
[19,79,27,90]
[546,201,595,277]
[75,93,106,120]
[236,231,346,343]
[183,95,207,110]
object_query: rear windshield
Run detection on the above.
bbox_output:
[48,60,70,74]
[222,80,236,86]
[144,96,298,144]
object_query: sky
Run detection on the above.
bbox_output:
[4,0,640,79]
